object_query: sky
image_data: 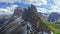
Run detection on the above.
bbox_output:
[0,0,60,14]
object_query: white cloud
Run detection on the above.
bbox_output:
[37,7,49,13]
[50,5,60,12]
[36,0,60,13]
[0,5,18,14]
[0,0,60,13]
[0,8,12,14]
[55,0,60,6]
[6,5,18,12]
[20,0,47,6]
[0,0,47,6]
[37,5,60,13]
[0,0,14,3]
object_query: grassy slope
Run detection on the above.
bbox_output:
[33,11,60,34]
[43,20,60,34]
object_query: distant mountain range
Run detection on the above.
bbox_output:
[38,12,60,23]
[47,12,60,23]
[37,12,49,20]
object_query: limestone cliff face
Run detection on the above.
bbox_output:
[0,4,52,34]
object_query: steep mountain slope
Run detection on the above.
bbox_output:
[0,4,52,34]
[43,20,60,34]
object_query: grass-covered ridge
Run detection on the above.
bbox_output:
[43,20,60,34]
[33,11,60,34]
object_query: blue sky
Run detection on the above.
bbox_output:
[0,0,60,13]
[0,2,29,8]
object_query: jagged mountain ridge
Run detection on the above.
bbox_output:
[0,4,52,34]
[48,12,60,23]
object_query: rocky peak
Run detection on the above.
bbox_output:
[31,4,37,12]
[0,4,52,34]
[13,7,24,17]
[5,7,24,23]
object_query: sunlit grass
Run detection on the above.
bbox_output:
[43,20,60,34]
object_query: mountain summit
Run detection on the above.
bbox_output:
[0,4,52,34]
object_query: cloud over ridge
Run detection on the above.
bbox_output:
[0,0,60,13]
